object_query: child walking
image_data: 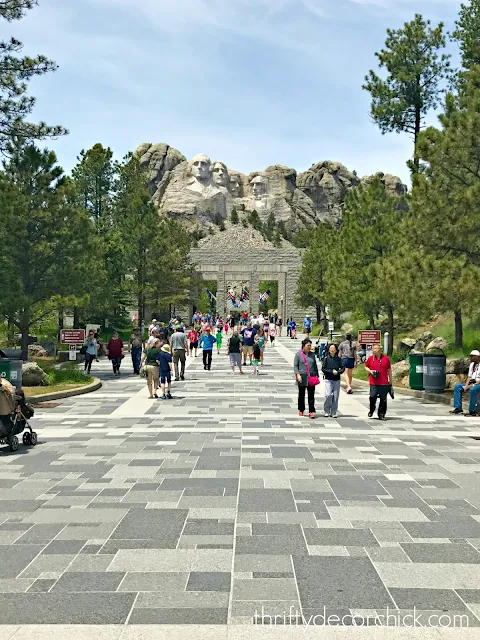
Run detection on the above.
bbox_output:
[216,327,223,355]
[252,342,261,374]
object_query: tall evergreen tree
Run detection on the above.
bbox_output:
[72,144,114,221]
[0,1,67,150]
[453,0,480,70]
[363,14,451,171]
[0,144,96,351]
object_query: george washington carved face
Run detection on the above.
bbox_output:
[190,154,211,182]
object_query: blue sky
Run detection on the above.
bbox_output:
[11,0,462,184]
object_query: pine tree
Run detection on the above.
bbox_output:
[363,14,451,171]
[453,0,480,70]
[0,1,67,150]
[230,207,239,224]
[0,144,96,351]
[72,144,114,221]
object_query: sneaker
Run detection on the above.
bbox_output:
[153,393,158,398]
[368,411,373,418]
[308,413,315,419]
[243,362,247,366]
[324,412,329,417]
[166,392,172,399]
[204,366,207,370]
[465,411,477,417]
[378,414,386,421]
[298,411,304,416]
[180,375,185,381]
[347,388,353,395]
[332,414,338,419]
[161,394,167,400]
[450,408,463,414]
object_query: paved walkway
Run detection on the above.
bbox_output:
[0,336,480,638]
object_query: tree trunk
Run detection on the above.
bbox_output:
[73,307,80,328]
[369,316,376,330]
[315,302,321,323]
[413,100,421,173]
[387,305,394,356]
[454,309,463,349]
[20,308,29,357]
[58,307,64,338]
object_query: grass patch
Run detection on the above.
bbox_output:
[24,381,92,396]
[352,366,369,381]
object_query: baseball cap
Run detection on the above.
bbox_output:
[470,350,480,356]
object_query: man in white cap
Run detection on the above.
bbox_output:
[451,350,480,416]
[148,319,158,336]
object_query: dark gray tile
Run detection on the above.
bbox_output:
[0,545,45,579]
[328,478,383,498]
[128,607,228,624]
[252,524,303,536]
[184,521,234,535]
[186,572,231,592]
[111,509,188,547]
[42,539,86,555]
[293,556,394,609]
[403,519,480,539]
[239,489,296,513]
[401,543,480,563]
[236,535,308,555]
[27,579,56,592]
[455,589,480,603]
[15,524,65,543]
[0,592,135,623]
[304,528,379,547]
[390,588,468,610]
[52,571,125,592]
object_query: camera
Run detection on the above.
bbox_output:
[371,370,379,380]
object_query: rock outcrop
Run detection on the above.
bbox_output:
[22,362,48,386]
[135,143,406,233]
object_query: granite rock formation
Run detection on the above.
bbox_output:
[135,143,406,232]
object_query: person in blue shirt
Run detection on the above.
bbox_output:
[303,316,312,337]
[156,344,173,399]
[199,327,217,370]
[290,319,297,339]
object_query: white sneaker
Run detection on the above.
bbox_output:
[324,412,329,417]
[332,414,338,419]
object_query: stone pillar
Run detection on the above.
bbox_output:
[278,272,287,323]
[250,270,259,315]
[216,269,226,317]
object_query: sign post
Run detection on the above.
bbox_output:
[328,321,334,342]
[60,329,85,345]
[68,344,77,361]
[358,330,382,360]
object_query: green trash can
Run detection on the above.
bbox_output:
[0,359,22,391]
[409,353,424,390]
[423,350,447,394]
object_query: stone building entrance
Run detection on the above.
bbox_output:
[188,228,314,322]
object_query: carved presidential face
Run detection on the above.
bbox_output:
[212,162,228,187]
[251,175,267,198]
[229,173,242,197]
[190,154,211,181]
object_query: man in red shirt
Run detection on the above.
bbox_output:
[365,344,392,420]
[187,326,199,357]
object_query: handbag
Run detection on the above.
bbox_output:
[300,351,320,386]
[79,345,87,355]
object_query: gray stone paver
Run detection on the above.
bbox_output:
[0,335,479,635]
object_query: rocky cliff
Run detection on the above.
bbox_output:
[136,143,406,232]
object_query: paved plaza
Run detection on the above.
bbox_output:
[0,337,480,638]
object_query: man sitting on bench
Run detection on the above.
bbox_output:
[451,350,480,417]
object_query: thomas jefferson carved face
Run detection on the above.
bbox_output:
[229,173,242,197]
[212,162,228,187]
[190,154,211,182]
[251,175,267,198]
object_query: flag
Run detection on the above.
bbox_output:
[227,287,236,302]
[240,287,249,301]
[206,288,217,302]
[259,289,271,303]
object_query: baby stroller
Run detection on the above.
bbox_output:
[0,383,37,452]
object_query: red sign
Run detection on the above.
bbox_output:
[358,330,381,345]
[60,329,85,345]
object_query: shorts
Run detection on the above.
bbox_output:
[342,357,355,369]
[242,345,253,355]
[269,335,275,343]
[160,372,171,384]
[190,342,198,349]
[145,365,159,385]
[229,352,241,367]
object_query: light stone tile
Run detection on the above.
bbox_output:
[188,508,236,519]
[135,591,229,608]
[108,549,232,572]
[374,562,480,588]
[21,508,128,523]
[121,626,228,640]
[13,626,123,640]
[328,506,429,522]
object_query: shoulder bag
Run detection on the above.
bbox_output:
[300,351,320,386]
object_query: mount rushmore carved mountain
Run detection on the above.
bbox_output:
[136,142,407,232]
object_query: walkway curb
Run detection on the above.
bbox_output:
[346,378,454,406]
[26,377,102,404]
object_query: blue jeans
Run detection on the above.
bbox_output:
[454,383,480,413]
[131,346,142,373]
